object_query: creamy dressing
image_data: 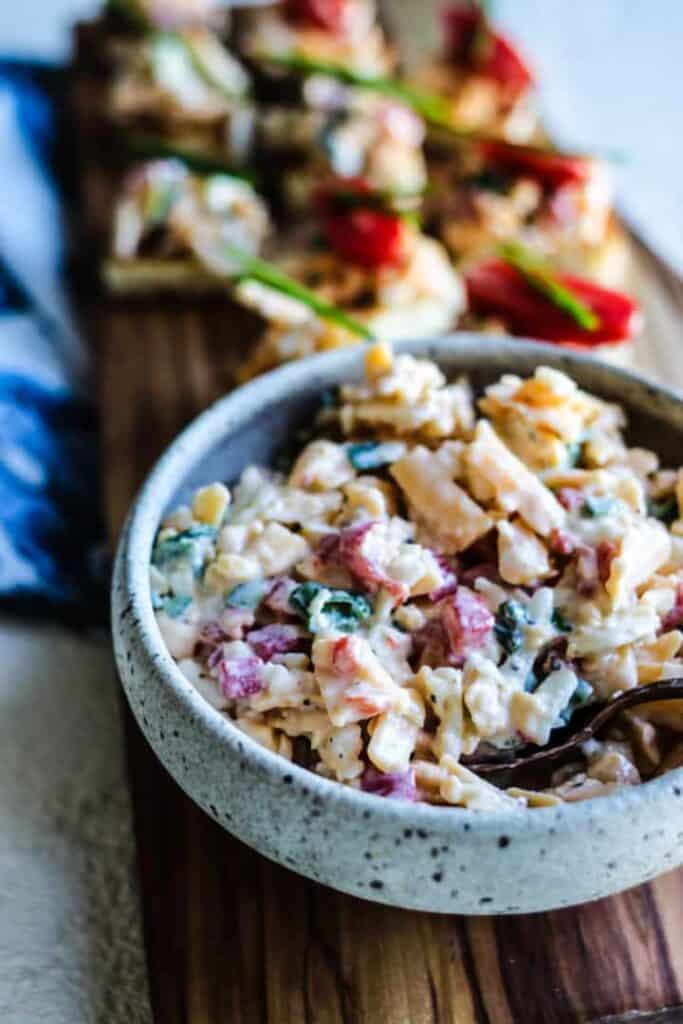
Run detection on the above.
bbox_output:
[151,349,683,807]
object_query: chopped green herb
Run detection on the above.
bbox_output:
[494,599,532,655]
[163,594,193,618]
[290,581,372,633]
[558,677,594,725]
[581,495,615,518]
[185,525,218,539]
[347,441,404,471]
[152,524,216,568]
[225,579,268,610]
[501,242,600,332]
[551,608,572,633]
[647,495,678,524]
[152,534,194,565]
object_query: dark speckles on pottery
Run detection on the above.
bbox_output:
[111,336,683,915]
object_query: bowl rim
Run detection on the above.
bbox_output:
[115,333,683,832]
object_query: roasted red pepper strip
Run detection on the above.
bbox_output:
[478,139,591,190]
[465,259,641,345]
[285,0,348,33]
[442,7,534,100]
[316,179,406,268]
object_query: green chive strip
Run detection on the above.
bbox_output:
[262,53,454,127]
[500,242,600,331]
[222,245,375,340]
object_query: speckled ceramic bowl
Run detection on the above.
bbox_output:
[112,336,683,914]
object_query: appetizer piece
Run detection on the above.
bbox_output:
[463,246,641,364]
[152,345,683,808]
[104,25,255,166]
[412,2,538,142]
[105,158,270,292]
[256,95,427,214]
[231,179,465,378]
[236,0,395,90]
[426,140,630,286]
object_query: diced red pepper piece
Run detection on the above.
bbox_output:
[316,178,405,269]
[246,624,303,661]
[548,528,577,557]
[483,30,535,101]
[331,635,357,673]
[663,583,683,631]
[361,766,418,801]
[315,532,342,563]
[215,655,263,699]
[441,586,494,666]
[442,7,534,99]
[324,208,405,269]
[465,259,641,345]
[194,621,227,662]
[478,139,591,191]
[285,0,347,33]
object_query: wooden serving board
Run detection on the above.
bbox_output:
[82,232,683,1024]
[68,16,683,1017]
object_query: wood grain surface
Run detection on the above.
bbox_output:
[82,240,683,1024]
[68,20,683,1019]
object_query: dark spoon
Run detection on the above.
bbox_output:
[464,679,683,778]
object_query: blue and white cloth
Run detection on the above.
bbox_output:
[0,62,106,622]
[0,61,150,1024]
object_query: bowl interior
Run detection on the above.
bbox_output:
[166,339,683,513]
[118,336,683,911]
